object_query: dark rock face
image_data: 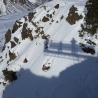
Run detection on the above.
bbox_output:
[21,23,33,40]
[28,29,33,40]
[14,37,19,43]
[12,21,22,33]
[10,41,16,48]
[5,29,11,44]
[42,16,49,22]
[60,15,64,20]
[42,34,49,40]
[54,4,59,9]
[28,12,36,22]
[9,51,16,61]
[80,44,95,54]
[66,5,83,25]
[21,23,28,40]
[23,58,28,63]
[82,47,95,54]
[2,68,17,82]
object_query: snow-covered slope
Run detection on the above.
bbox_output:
[0,0,6,16]
[0,0,51,50]
[0,0,39,50]
[0,0,98,98]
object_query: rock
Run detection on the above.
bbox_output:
[42,34,50,40]
[24,16,28,21]
[28,28,33,40]
[21,23,33,40]
[2,68,17,82]
[10,41,16,48]
[9,50,16,61]
[14,37,19,43]
[28,12,36,22]
[23,58,28,63]
[42,16,49,22]
[66,5,83,25]
[5,29,11,44]
[60,15,64,20]
[12,21,22,33]
[54,4,59,9]
[21,23,28,40]
[42,64,50,72]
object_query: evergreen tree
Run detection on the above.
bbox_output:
[85,0,98,35]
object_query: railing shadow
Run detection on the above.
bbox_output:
[44,38,95,59]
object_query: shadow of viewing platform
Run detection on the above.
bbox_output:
[44,38,96,59]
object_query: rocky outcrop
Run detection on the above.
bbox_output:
[5,29,11,44]
[9,50,16,61]
[66,5,83,25]
[42,16,49,22]
[21,23,33,40]
[2,68,17,82]
[23,58,28,63]
[10,41,16,48]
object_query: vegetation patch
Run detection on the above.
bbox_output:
[80,43,95,54]
[60,15,64,20]
[41,33,49,39]
[79,0,98,54]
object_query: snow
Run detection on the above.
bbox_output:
[0,0,98,98]
[29,0,38,3]
[0,0,6,16]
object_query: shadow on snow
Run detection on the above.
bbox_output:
[3,57,98,98]
[44,38,96,59]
